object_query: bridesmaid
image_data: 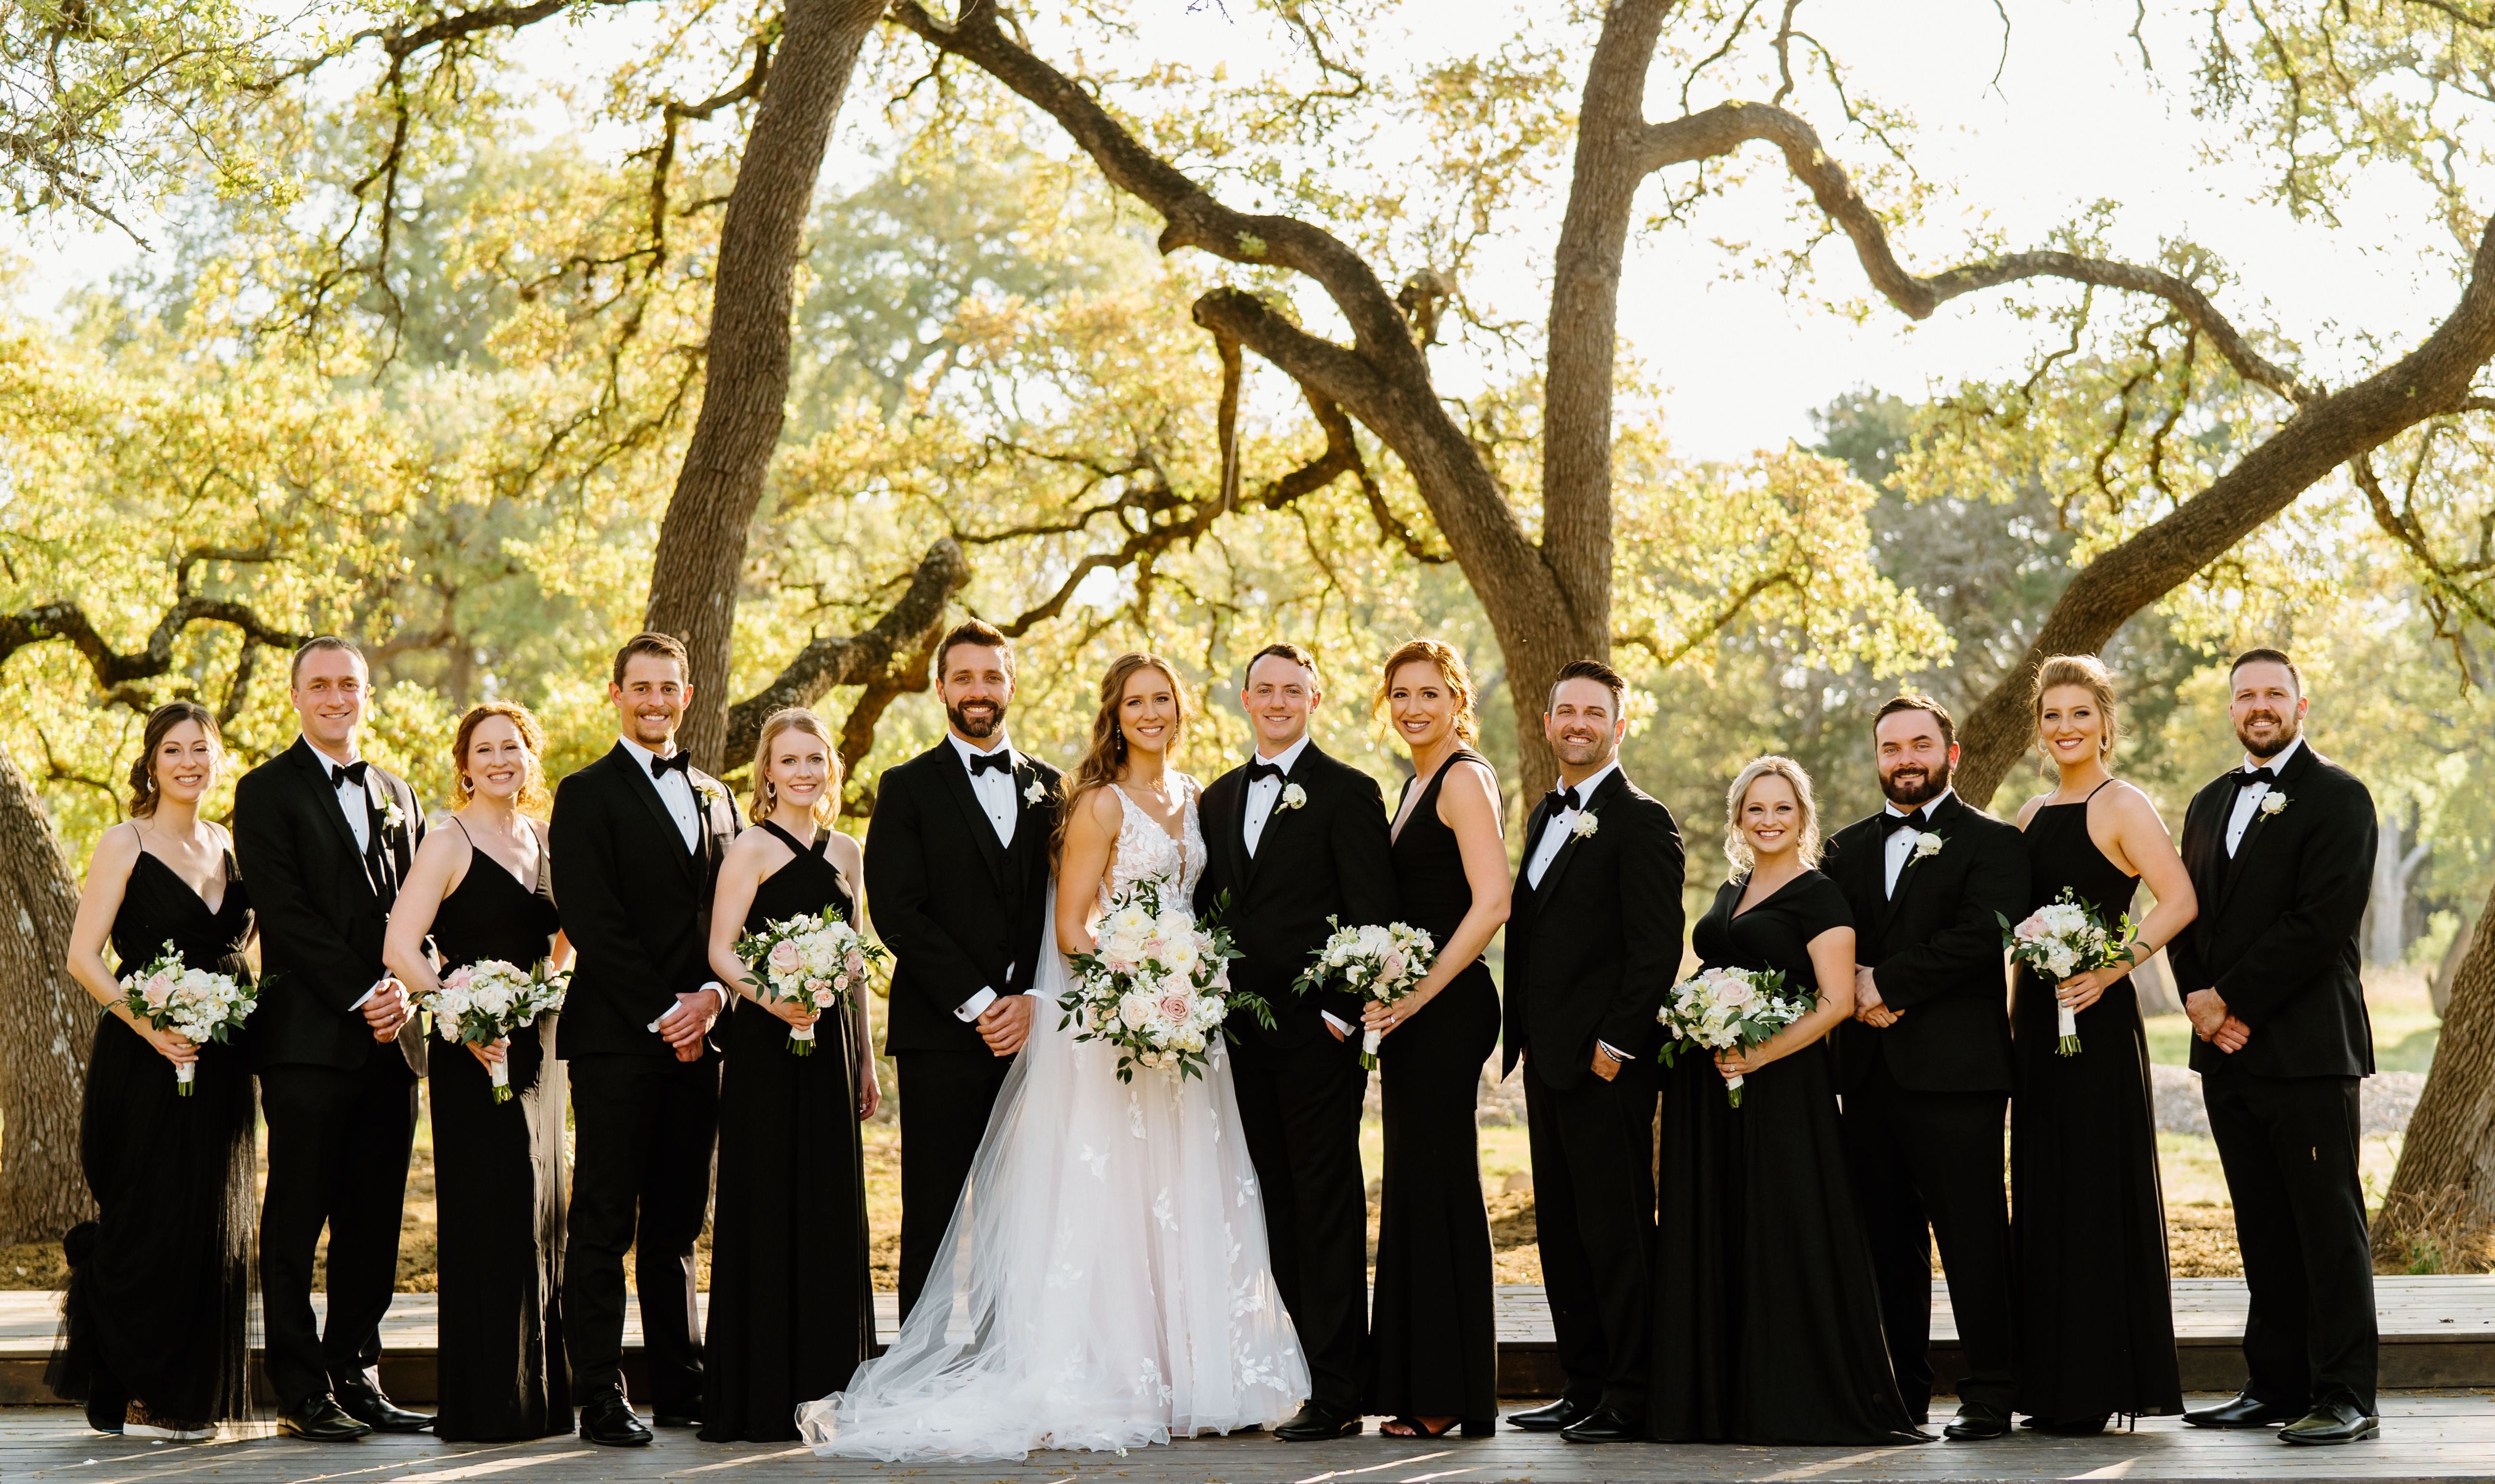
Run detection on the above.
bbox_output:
[384,702,572,1441]
[1361,640,1508,1440]
[701,707,880,1441]
[53,701,257,1440]
[1649,757,1925,1446]
[2009,655,2196,1433]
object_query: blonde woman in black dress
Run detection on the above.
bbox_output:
[55,701,258,1440]
[703,708,879,1441]
[385,702,572,1440]
[1362,640,1509,1440]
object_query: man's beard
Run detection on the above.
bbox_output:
[1881,758,1951,809]
[948,697,1007,741]
[2235,710,2301,760]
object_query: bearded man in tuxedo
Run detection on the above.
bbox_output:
[2172,650,2380,1446]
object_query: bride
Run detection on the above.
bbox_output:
[799,652,1310,1460]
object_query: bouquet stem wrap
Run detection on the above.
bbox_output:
[1999,888,2137,1060]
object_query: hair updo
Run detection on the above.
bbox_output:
[2029,653,2120,766]
[1374,638,1478,743]
[127,700,223,819]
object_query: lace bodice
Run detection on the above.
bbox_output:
[1101,777,1207,911]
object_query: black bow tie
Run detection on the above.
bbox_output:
[1879,808,1929,837]
[327,759,369,790]
[1246,759,1287,785]
[649,750,691,780]
[2233,766,2279,791]
[965,749,1012,777]
[1545,785,1582,815]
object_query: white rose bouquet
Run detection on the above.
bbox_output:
[422,958,568,1099]
[120,942,258,1095]
[1998,888,2137,1057]
[1656,964,1807,1107]
[1061,879,1266,1083]
[1291,916,1437,1069]
[733,906,885,1055]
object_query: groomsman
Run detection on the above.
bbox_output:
[1197,643,1395,1442]
[1825,694,2027,1440]
[2170,650,2380,1445]
[234,636,432,1439]
[551,632,740,1446]
[866,619,1064,1316]
[1499,660,1684,1445]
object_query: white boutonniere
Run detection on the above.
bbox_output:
[694,777,729,811]
[1024,779,1047,806]
[1280,782,1308,812]
[376,794,406,832]
[1909,831,1945,862]
[2259,792,2289,817]
[1570,811,1599,839]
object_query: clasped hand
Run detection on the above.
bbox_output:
[977,993,1034,1056]
[2184,988,2251,1053]
[1852,966,1903,1029]
[655,987,723,1062]
[363,977,411,1041]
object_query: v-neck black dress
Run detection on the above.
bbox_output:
[1649,870,1924,1445]
[426,826,570,1440]
[50,847,258,1428]
[701,821,872,1441]
[2009,791,2181,1425]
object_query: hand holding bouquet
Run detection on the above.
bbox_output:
[1657,964,1807,1106]
[423,959,568,1099]
[1998,888,2136,1056]
[1062,879,1267,1082]
[733,906,885,1055]
[1292,917,1437,1069]
[120,942,257,1094]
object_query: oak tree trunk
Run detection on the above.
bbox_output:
[2375,874,2495,1268]
[0,744,94,1245]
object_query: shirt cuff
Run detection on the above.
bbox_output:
[956,987,999,1022]
[1322,1011,1353,1037]
[1596,1040,1630,1063]
[350,980,386,1011]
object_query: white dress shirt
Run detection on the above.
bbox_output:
[1525,760,1618,890]
[2225,735,2304,857]
[1881,787,1955,899]
[619,735,699,851]
[949,732,1020,849]
[1241,734,1312,856]
[314,746,384,1009]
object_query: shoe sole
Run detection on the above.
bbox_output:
[124,1425,215,1441]
[581,1430,655,1448]
[2281,1425,2380,1446]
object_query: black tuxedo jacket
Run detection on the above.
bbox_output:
[234,735,425,1071]
[1824,791,2027,1095]
[1196,742,1396,1058]
[866,741,1065,1056]
[2168,744,2376,1079]
[1498,768,1686,1091]
[549,742,739,1059]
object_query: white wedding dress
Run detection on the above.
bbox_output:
[799,777,1309,1460]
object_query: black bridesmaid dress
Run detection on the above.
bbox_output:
[1364,750,1501,1430]
[1649,871,1925,1446]
[426,821,570,1440]
[2010,783,2182,1427]
[50,847,257,1430]
[701,821,872,1442]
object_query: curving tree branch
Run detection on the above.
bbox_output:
[0,595,311,687]
[721,536,970,764]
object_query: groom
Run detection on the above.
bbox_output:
[867,619,1064,1317]
[1197,642,1394,1442]
[2171,649,2379,1445]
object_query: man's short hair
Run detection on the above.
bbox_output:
[289,635,367,687]
[611,631,690,687]
[936,619,1014,680]
[1242,641,1321,692]
[1546,658,1626,714]
[1874,692,1956,749]
[2229,647,2304,695]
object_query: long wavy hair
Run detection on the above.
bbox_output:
[451,700,552,814]
[749,707,839,828]
[127,700,222,819]
[1054,651,1189,859]
[1372,638,1479,744]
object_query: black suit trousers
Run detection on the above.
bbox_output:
[1839,1057,2014,1416]
[1232,1039,1371,1412]
[2203,1070,2377,1414]
[1522,1051,1657,1416]
[563,1053,719,1411]
[893,1049,1015,1318]
[257,1056,419,1409]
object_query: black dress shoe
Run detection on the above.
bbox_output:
[277,1396,374,1441]
[1274,1402,1361,1441]
[1505,1397,1592,1432]
[1559,1405,1640,1444]
[1943,1403,2009,1441]
[334,1378,432,1432]
[578,1392,654,1447]
[2279,1400,2379,1445]
[2184,1390,2301,1429]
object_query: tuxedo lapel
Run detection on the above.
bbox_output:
[932,745,1011,888]
[1511,798,1556,924]
[290,738,379,902]
[1878,796,1957,934]
[1213,772,1251,897]
[1530,770,1623,913]
[616,744,700,881]
[1244,747,1317,884]
[2217,746,2316,916]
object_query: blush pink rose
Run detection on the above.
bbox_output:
[767,939,803,974]
[1158,992,1193,1026]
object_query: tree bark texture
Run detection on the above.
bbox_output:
[2376,876,2495,1267]
[0,744,94,1246]
[643,0,887,772]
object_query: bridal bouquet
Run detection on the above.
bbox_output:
[734,906,885,1055]
[1062,879,1266,1082]
[1656,965,1808,1107]
[1999,888,2136,1057]
[1291,917,1437,1069]
[120,943,258,1095]
[423,959,568,1099]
